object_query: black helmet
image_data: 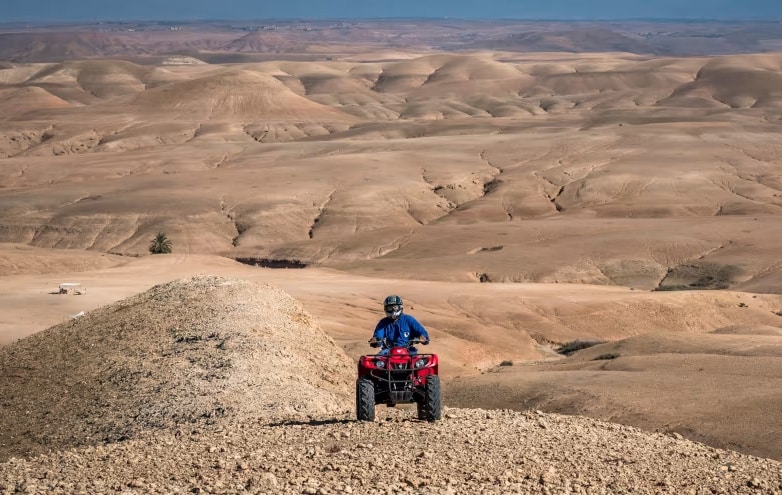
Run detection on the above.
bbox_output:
[383,295,403,319]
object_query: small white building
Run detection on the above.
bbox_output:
[58,283,83,295]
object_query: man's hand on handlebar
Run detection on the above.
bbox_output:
[368,338,381,348]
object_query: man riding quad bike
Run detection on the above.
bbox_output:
[355,295,442,421]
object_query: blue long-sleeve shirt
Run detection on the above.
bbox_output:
[372,313,430,348]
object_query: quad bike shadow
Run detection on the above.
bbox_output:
[356,338,442,422]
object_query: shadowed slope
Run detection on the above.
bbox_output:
[661,54,782,109]
[0,86,70,120]
[24,60,150,98]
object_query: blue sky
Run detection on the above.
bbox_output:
[4,0,782,23]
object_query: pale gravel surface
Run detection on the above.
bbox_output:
[1,407,781,494]
[2,276,782,494]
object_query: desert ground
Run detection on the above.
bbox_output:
[2,20,782,493]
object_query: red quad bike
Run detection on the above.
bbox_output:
[356,338,442,422]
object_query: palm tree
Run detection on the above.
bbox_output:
[148,232,173,254]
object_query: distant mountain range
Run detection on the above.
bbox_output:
[1,19,782,62]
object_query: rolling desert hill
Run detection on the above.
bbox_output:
[2,21,782,490]
[1,51,782,292]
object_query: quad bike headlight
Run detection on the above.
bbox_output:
[375,359,386,368]
[414,358,428,369]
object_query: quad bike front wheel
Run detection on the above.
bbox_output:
[356,378,375,421]
[418,375,442,422]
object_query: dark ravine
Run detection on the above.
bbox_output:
[234,257,308,269]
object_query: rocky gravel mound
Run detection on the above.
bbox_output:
[0,276,354,462]
[1,407,781,494]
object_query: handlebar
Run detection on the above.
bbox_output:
[368,337,429,348]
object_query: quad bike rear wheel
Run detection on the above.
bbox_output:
[419,375,442,422]
[356,378,375,421]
